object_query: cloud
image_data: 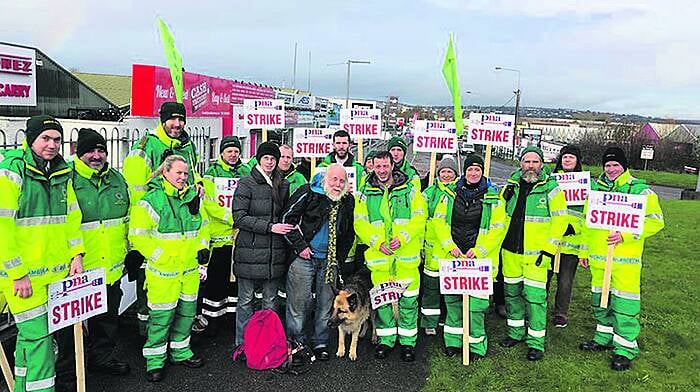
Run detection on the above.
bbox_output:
[0,0,89,51]
[425,0,648,18]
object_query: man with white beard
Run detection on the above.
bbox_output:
[281,164,356,363]
[496,146,568,361]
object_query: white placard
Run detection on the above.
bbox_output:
[340,108,383,139]
[640,147,654,160]
[413,120,457,153]
[214,177,240,209]
[439,258,493,296]
[0,43,37,107]
[467,113,515,147]
[118,274,137,316]
[243,99,285,129]
[48,269,108,333]
[585,191,647,235]
[314,165,357,194]
[369,280,411,310]
[293,128,334,158]
[552,171,590,206]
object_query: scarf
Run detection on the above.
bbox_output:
[325,199,341,284]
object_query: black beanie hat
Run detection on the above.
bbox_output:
[555,145,582,172]
[602,146,627,170]
[76,128,107,157]
[463,154,485,173]
[256,141,280,162]
[25,115,63,146]
[220,136,242,154]
[159,101,186,124]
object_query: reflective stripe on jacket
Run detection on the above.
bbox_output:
[202,157,251,247]
[71,158,130,284]
[0,147,84,286]
[128,177,209,278]
[123,124,200,205]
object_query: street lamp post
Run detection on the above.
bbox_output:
[495,66,521,160]
[344,60,371,108]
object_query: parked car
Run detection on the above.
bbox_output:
[459,141,476,154]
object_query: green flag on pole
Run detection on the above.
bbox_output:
[157,17,184,103]
[442,33,464,135]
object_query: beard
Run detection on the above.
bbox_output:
[522,169,541,183]
[324,182,348,202]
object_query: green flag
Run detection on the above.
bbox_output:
[157,17,184,103]
[442,33,464,135]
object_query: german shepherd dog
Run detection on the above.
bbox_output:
[328,269,376,361]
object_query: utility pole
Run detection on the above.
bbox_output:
[292,42,297,89]
[495,66,521,160]
[513,88,521,160]
[307,50,311,92]
[345,61,351,108]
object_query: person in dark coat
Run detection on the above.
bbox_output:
[281,164,355,361]
[233,142,292,347]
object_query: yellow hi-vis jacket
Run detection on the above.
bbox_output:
[0,147,84,308]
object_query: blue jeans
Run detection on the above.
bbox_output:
[285,256,334,349]
[235,278,278,346]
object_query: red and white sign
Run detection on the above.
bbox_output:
[553,171,590,206]
[48,269,108,333]
[0,44,36,106]
[413,120,457,153]
[293,128,333,158]
[314,166,358,194]
[131,64,276,135]
[243,99,285,130]
[214,177,240,209]
[439,258,493,296]
[467,113,515,147]
[586,191,647,235]
[370,280,411,310]
[340,108,383,139]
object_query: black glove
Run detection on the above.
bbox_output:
[125,250,145,281]
[188,196,201,215]
[535,250,555,267]
[197,249,210,265]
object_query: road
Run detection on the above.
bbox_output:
[407,149,682,199]
[83,317,430,392]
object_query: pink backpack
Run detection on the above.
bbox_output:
[233,309,288,370]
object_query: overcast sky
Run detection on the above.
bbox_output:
[2,0,699,119]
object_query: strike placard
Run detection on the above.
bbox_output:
[340,108,384,139]
[293,128,334,158]
[48,269,108,333]
[586,191,647,235]
[413,120,457,153]
[243,99,285,129]
[439,258,493,296]
[214,177,240,209]
[467,113,515,147]
[369,280,411,310]
[552,171,590,206]
[314,166,357,194]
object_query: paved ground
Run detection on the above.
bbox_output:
[85,317,431,392]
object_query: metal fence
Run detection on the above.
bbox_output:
[0,117,215,175]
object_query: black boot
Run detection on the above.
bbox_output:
[374,344,392,359]
[500,336,523,348]
[526,348,544,361]
[400,345,415,362]
[611,355,631,371]
[145,368,164,382]
[579,341,613,351]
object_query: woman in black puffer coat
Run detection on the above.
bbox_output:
[233,142,292,347]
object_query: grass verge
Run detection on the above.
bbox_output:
[424,199,700,391]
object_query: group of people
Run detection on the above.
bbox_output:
[0,101,664,391]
